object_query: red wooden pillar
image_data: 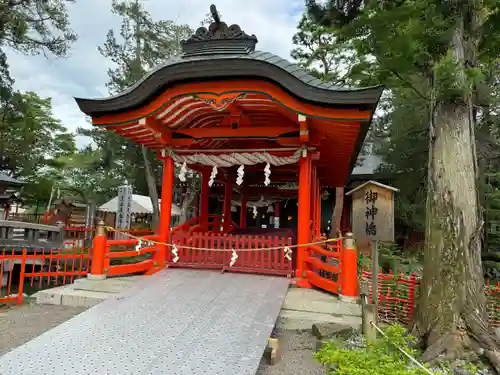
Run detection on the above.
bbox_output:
[89,221,107,280]
[316,178,321,237]
[223,179,232,231]
[310,167,317,240]
[200,170,209,230]
[156,155,174,267]
[240,197,247,228]
[296,151,312,286]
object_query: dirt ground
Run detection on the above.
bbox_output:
[0,303,324,374]
[0,303,87,356]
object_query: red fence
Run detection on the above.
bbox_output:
[64,227,155,243]
[305,241,342,294]
[171,232,293,276]
[0,246,90,306]
[361,270,500,328]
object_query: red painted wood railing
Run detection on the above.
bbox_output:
[301,235,358,299]
[170,231,293,276]
[171,214,236,237]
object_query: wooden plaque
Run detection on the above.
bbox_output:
[346,181,399,243]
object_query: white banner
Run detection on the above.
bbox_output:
[115,185,133,239]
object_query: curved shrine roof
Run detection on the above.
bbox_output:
[73,5,384,187]
[74,6,382,116]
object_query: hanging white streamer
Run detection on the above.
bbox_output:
[252,206,258,217]
[236,165,244,186]
[136,240,158,252]
[264,163,271,186]
[284,246,292,261]
[209,166,218,187]
[171,244,179,263]
[230,250,238,267]
[178,161,187,182]
[135,240,142,252]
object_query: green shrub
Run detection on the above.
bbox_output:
[315,324,447,374]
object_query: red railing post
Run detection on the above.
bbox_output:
[16,249,27,305]
[89,220,107,280]
[340,232,358,302]
[407,273,417,322]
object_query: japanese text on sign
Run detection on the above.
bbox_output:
[364,189,378,236]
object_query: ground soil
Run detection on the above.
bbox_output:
[0,302,87,356]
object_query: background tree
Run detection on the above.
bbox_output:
[54,145,123,205]
[305,0,500,368]
[0,0,77,103]
[0,91,75,179]
[291,12,352,84]
[96,0,193,225]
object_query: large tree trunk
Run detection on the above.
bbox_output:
[140,145,160,226]
[413,25,500,371]
[179,188,197,224]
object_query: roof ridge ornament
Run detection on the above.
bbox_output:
[181,4,258,57]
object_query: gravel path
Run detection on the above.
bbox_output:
[256,327,325,375]
[0,304,324,375]
[0,303,87,356]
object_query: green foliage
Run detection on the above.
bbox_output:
[54,145,122,204]
[99,0,192,94]
[0,0,76,101]
[0,91,75,179]
[93,0,194,199]
[315,324,440,374]
[291,12,354,84]
[484,171,500,252]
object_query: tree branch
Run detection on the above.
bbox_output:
[374,55,430,101]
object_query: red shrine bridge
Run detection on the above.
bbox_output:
[0,6,382,375]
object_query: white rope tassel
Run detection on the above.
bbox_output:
[236,165,244,186]
[264,163,271,186]
[171,244,179,263]
[230,250,238,267]
[135,239,143,252]
[209,166,218,187]
[178,161,187,182]
[284,246,292,261]
[252,205,258,217]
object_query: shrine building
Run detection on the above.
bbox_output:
[75,6,383,294]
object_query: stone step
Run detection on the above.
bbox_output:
[278,309,362,331]
[282,288,361,317]
[32,285,116,308]
[72,276,147,293]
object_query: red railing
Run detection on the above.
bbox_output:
[103,234,159,277]
[171,215,236,237]
[299,235,358,300]
[305,241,342,294]
[360,269,418,325]
[0,246,90,307]
[361,270,500,328]
[171,231,293,276]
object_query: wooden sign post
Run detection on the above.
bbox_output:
[346,180,399,244]
[346,181,399,306]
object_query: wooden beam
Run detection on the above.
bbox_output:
[139,117,172,145]
[172,126,298,139]
[298,114,310,143]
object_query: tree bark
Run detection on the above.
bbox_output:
[413,24,500,371]
[140,145,160,226]
[179,188,196,224]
